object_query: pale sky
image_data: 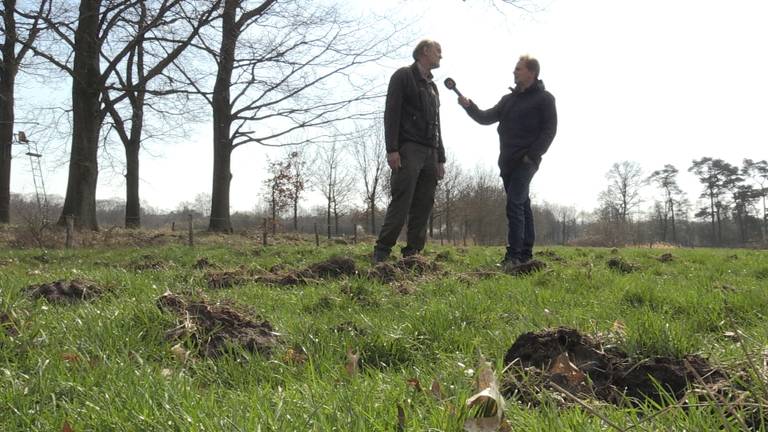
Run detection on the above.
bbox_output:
[11,0,768,215]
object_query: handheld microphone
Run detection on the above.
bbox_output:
[443,77,464,98]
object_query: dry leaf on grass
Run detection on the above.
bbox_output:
[548,352,586,386]
[431,379,444,400]
[406,377,423,392]
[61,421,74,432]
[171,343,190,364]
[463,360,505,432]
[345,349,359,375]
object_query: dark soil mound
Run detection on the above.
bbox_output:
[25,280,103,303]
[536,250,565,262]
[502,327,727,405]
[658,253,674,263]
[157,292,279,358]
[129,254,171,271]
[1,312,19,337]
[309,256,357,278]
[206,269,255,289]
[367,262,402,284]
[503,259,547,276]
[607,257,640,273]
[396,255,439,274]
[194,257,218,270]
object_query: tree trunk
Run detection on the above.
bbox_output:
[0,76,12,224]
[0,0,17,224]
[124,140,141,228]
[208,0,237,233]
[670,199,676,244]
[58,0,102,231]
[293,199,298,231]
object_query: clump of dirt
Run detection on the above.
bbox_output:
[502,327,728,406]
[249,256,358,287]
[392,281,416,295]
[503,259,547,276]
[129,254,171,271]
[206,268,256,289]
[25,279,103,303]
[606,257,640,273]
[308,256,357,278]
[367,262,403,284]
[658,253,674,263]
[396,255,440,274]
[156,292,279,358]
[1,311,19,337]
[536,250,565,262]
[331,320,367,336]
[194,257,219,270]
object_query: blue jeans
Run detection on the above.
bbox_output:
[501,160,538,261]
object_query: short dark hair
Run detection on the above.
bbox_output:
[413,39,438,61]
[519,55,540,78]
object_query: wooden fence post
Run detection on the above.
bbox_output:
[65,215,74,248]
[187,213,194,246]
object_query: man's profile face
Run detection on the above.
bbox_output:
[424,43,442,69]
[514,60,534,87]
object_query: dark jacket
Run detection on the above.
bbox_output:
[384,63,446,163]
[465,80,557,173]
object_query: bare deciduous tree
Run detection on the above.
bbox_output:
[0,0,48,224]
[599,160,643,222]
[350,122,386,235]
[169,0,403,232]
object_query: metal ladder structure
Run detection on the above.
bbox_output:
[15,131,48,222]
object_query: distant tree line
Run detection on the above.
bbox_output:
[8,154,767,249]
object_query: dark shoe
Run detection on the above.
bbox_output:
[502,258,522,272]
[372,249,390,263]
[401,247,419,258]
[496,256,521,268]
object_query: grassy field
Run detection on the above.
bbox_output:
[1,236,767,431]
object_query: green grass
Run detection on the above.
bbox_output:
[1,240,767,431]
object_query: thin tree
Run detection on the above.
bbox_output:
[599,161,643,222]
[350,122,386,235]
[647,164,684,243]
[101,0,219,228]
[742,159,768,242]
[689,157,738,245]
[261,156,291,235]
[0,0,48,224]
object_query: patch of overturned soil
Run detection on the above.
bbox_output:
[207,256,359,289]
[607,257,640,273]
[396,255,440,274]
[1,312,19,337]
[502,327,728,405]
[25,280,103,303]
[156,292,279,358]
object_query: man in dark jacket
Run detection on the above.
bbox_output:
[373,39,446,263]
[458,55,557,266]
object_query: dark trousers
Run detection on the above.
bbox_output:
[501,161,538,261]
[375,142,438,255]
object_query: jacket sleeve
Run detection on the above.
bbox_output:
[384,69,405,154]
[463,97,503,125]
[527,93,558,160]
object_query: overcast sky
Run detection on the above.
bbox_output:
[11,0,768,214]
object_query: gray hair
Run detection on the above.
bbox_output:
[412,39,439,61]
